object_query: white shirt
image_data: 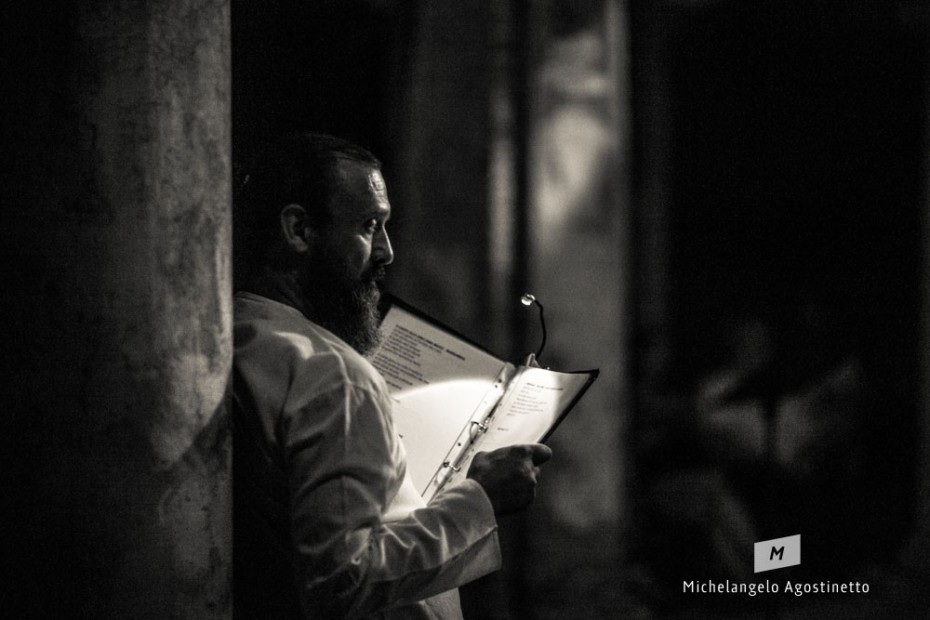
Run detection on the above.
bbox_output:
[233,292,501,619]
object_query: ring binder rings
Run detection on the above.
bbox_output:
[470,420,489,432]
[436,415,494,482]
[370,296,598,503]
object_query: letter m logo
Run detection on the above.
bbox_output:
[754,535,800,573]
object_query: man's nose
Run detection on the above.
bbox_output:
[373,228,394,265]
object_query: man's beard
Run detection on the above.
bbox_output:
[302,248,385,355]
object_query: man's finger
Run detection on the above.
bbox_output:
[527,443,553,465]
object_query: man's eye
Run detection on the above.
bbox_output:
[364,219,381,234]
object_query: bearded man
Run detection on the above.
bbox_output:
[232,132,551,619]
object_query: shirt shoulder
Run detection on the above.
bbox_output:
[233,292,389,415]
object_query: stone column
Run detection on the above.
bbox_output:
[387,0,496,338]
[522,1,631,614]
[3,2,232,618]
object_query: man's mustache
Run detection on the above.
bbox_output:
[364,265,387,284]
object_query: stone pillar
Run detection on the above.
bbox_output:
[522,1,631,615]
[3,2,232,618]
[388,0,496,338]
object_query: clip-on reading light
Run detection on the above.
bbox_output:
[520,293,547,362]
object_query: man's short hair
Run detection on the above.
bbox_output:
[233,132,381,270]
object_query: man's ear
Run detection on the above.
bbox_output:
[279,203,316,254]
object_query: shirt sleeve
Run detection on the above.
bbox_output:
[282,378,502,619]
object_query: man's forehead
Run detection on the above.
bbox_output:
[367,169,387,197]
[329,159,390,216]
[335,159,386,192]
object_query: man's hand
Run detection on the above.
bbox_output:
[466,444,553,517]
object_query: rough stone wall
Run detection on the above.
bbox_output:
[3,2,232,618]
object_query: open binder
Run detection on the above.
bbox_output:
[369,297,599,503]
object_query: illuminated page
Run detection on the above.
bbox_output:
[440,365,598,491]
[369,302,515,496]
